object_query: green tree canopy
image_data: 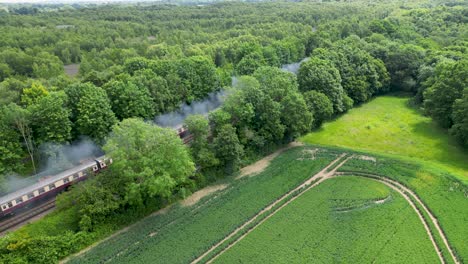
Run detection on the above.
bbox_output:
[297,57,347,113]
[103,118,195,206]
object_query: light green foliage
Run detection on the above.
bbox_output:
[32,52,64,79]
[21,81,49,106]
[301,96,468,180]
[215,177,439,263]
[103,118,195,206]
[131,69,179,114]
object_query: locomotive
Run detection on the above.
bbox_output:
[0,125,193,218]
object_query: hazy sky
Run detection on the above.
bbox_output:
[0,0,145,3]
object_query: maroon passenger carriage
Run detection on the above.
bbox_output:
[0,125,194,219]
[0,156,112,218]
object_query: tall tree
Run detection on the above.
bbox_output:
[303,90,333,128]
[103,78,155,120]
[3,103,36,174]
[213,124,244,174]
[184,115,218,169]
[29,92,72,145]
[450,88,468,147]
[103,118,195,206]
[423,59,467,128]
[297,58,347,113]
[75,85,117,143]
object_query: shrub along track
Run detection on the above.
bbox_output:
[194,157,459,264]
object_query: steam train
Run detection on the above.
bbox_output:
[0,126,193,219]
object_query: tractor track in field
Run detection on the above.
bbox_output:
[336,171,460,264]
[192,153,351,264]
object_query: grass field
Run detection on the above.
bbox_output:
[214,177,440,263]
[300,96,468,181]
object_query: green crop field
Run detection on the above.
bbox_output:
[339,155,468,262]
[69,145,468,264]
[69,147,341,263]
[213,177,439,263]
[300,96,468,182]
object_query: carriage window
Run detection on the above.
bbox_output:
[93,165,98,171]
[2,204,7,210]
[15,198,23,204]
[73,174,79,179]
[64,177,70,183]
[7,202,13,207]
[27,193,34,199]
[38,188,45,194]
[49,184,56,190]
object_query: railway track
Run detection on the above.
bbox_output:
[0,199,55,235]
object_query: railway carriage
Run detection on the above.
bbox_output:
[0,125,194,220]
[0,157,112,218]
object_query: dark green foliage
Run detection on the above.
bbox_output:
[213,124,244,174]
[75,85,117,143]
[423,59,467,128]
[29,92,72,145]
[303,90,334,128]
[184,114,218,169]
[103,77,155,120]
[298,58,347,113]
[450,88,468,147]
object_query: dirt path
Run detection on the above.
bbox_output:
[192,153,350,264]
[337,171,460,264]
[237,141,304,179]
[181,184,228,207]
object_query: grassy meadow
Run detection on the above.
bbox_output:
[301,96,468,181]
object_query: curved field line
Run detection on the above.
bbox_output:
[192,153,351,264]
[205,168,457,264]
[337,171,460,264]
[338,175,445,264]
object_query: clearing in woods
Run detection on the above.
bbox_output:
[300,96,468,182]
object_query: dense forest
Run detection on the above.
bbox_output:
[0,0,467,262]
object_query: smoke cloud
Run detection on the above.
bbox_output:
[155,89,229,128]
[155,76,238,128]
[281,57,310,75]
[0,139,102,195]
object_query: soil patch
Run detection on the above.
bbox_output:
[181,184,228,207]
[237,141,304,179]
